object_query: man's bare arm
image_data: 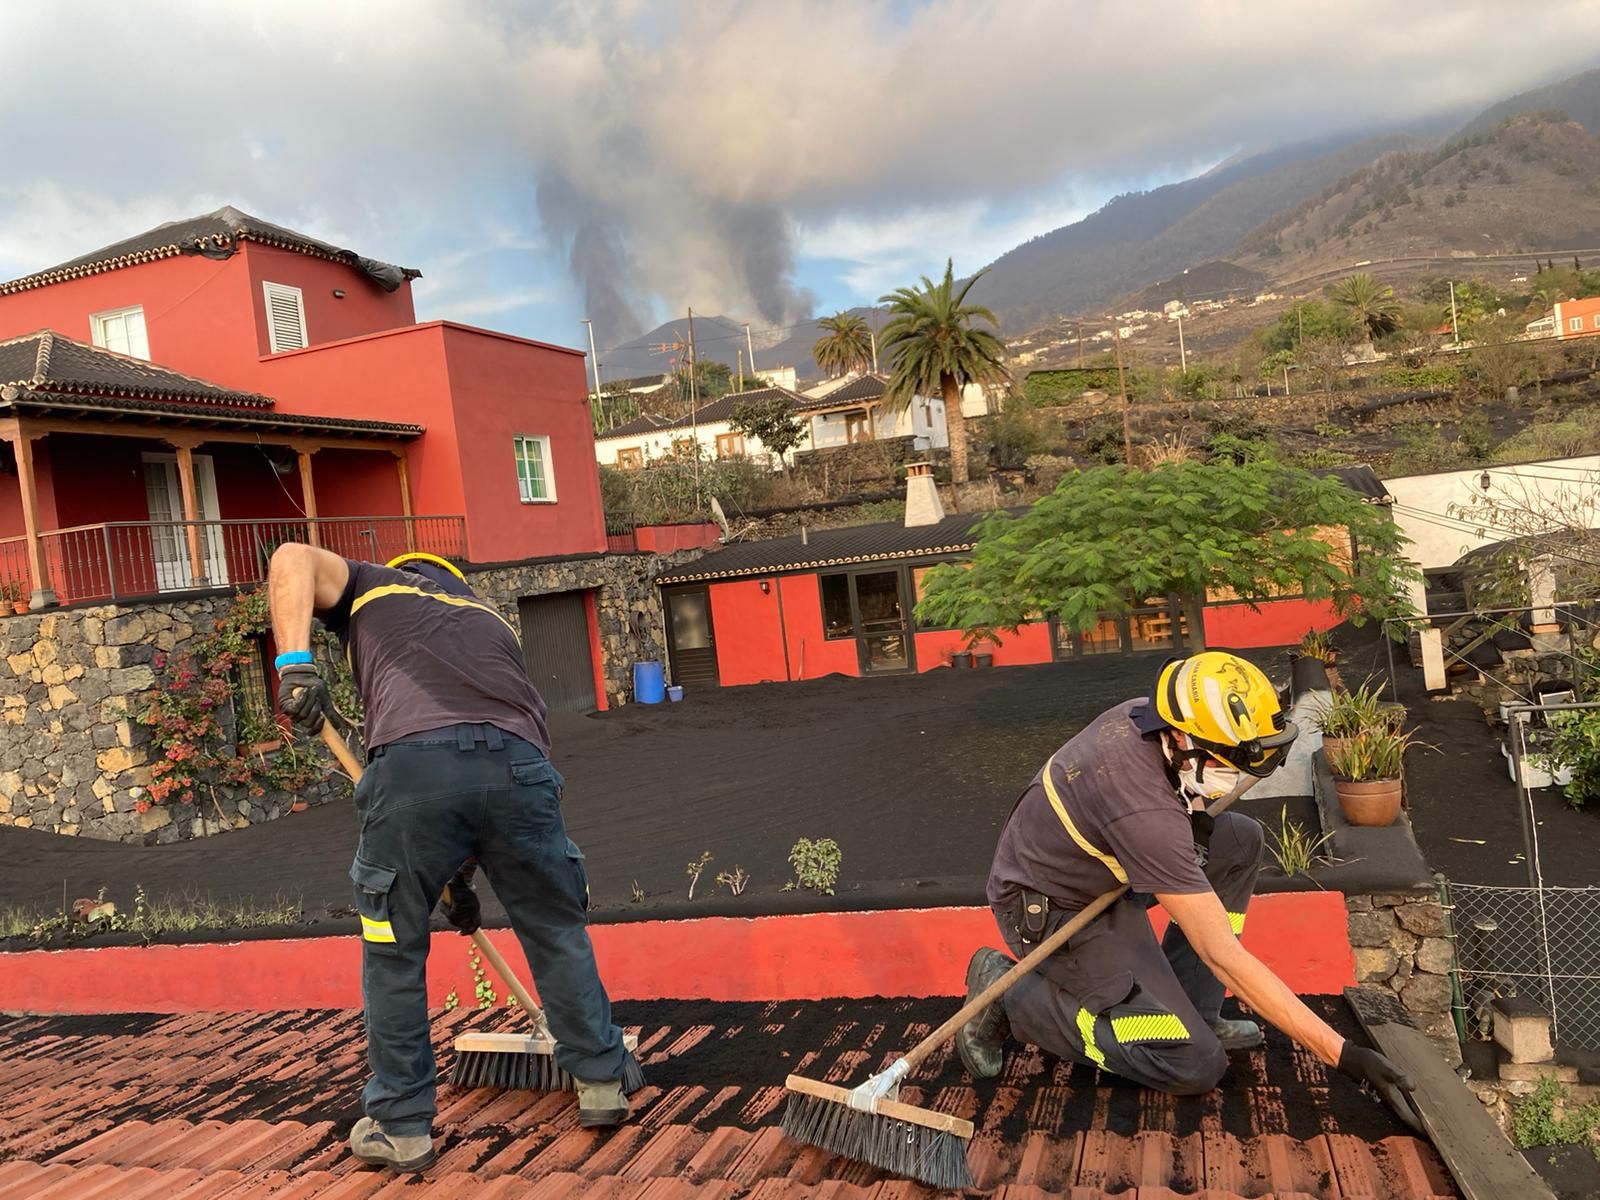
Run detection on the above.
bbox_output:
[267,543,350,653]
[1156,888,1345,1065]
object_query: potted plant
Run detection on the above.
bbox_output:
[1291,628,1339,694]
[1314,682,1386,762]
[1326,724,1416,827]
[2,580,27,615]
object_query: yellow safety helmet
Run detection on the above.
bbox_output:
[386,551,466,582]
[1135,651,1297,777]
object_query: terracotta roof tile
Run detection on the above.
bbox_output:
[0,999,1457,1199]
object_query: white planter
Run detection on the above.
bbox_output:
[1503,741,1557,789]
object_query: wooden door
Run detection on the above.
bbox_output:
[665,586,720,689]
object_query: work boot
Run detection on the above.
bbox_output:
[1211,1017,1264,1052]
[348,1116,437,1171]
[576,1077,629,1128]
[956,947,1015,1080]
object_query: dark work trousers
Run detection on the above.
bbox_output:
[994,811,1264,1095]
[349,723,628,1135]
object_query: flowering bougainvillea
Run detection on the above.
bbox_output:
[136,589,357,811]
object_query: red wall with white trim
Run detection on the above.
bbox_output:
[1203,597,1343,648]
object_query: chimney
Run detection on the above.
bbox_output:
[904,462,945,527]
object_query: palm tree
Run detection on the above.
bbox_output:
[1329,273,1402,343]
[878,260,1007,483]
[812,312,874,378]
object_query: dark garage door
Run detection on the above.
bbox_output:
[517,591,599,713]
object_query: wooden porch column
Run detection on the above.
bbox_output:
[295,447,320,547]
[167,437,207,588]
[2,421,57,609]
[393,450,416,551]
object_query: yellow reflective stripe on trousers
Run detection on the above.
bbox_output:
[1228,911,1247,935]
[1076,1007,1107,1067]
[350,584,521,642]
[1041,752,1129,885]
[360,915,396,943]
[1110,1012,1190,1043]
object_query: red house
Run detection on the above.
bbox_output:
[0,207,604,608]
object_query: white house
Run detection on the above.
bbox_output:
[1386,455,1600,612]
[593,385,805,470]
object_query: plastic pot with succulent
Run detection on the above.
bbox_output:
[1326,724,1418,828]
[1291,628,1340,693]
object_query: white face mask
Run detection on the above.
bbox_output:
[1175,758,1242,803]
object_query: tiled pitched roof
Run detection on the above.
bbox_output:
[0,330,271,407]
[1316,464,1392,503]
[797,373,889,411]
[658,510,995,582]
[597,386,806,443]
[0,997,1455,1199]
[0,206,421,295]
[0,331,422,439]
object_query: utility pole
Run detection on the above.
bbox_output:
[581,318,605,430]
[744,323,756,376]
[1176,314,1188,372]
[869,328,879,374]
[737,348,744,392]
[1112,321,1131,465]
[1296,303,1304,347]
[1077,326,1084,368]
[1449,280,1461,345]
[688,308,701,501]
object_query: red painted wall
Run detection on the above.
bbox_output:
[915,622,1055,671]
[775,574,859,679]
[709,578,792,686]
[636,523,722,553]
[0,892,1356,1014]
[1203,597,1343,648]
[440,324,603,561]
[0,255,259,385]
[242,243,415,355]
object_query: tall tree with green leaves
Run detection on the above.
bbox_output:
[812,313,874,378]
[915,440,1417,646]
[1328,273,1403,342]
[878,261,1007,483]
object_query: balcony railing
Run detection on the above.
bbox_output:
[0,515,466,607]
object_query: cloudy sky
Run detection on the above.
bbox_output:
[2,1,1597,353]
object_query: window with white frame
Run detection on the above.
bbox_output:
[514,435,555,502]
[262,282,308,352]
[1572,317,1585,333]
[90,306,149,360]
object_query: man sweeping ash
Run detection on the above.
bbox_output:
[959,651,1415,1123]
[268,545,637,1171]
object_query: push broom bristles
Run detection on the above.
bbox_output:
[780,1073,974,1191]
[449,1033,646,1094]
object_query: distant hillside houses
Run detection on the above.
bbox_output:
[593,372,995,471]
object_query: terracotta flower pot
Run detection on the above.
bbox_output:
[1320,736,1349,762]
[11,601,26,615]
[1334,777,1402,827]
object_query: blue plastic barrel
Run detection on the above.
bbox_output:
[633,661,666,704]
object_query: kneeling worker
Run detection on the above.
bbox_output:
[269,546,637,1172]
[959,651,1414,1122]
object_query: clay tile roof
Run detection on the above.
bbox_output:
[0,205,421,296]
[0,331,422,439]
[797,373,890,411]
[0,996,1456,1199]
[657,510,994,583]
[598,386,807,442]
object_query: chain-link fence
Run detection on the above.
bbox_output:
[1449,882,1600,1051]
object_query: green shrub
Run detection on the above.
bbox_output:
[1377,363,1461,390]
[787,837,842,895]
[1542,709,1600,809]
[1511,1075,1600,1151]
[1023,366,1122,406]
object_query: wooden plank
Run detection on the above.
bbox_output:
[1345,986,1555,1200]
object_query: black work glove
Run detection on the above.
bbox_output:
[276,663,331,738]
[1337,1041,1420,1131]
[1189,808,1215,868]
[440,861,481,935]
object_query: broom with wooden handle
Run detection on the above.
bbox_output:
[782,792,1248,1190]
[320,721,642,1093]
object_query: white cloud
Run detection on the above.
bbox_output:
[0,1,1597,339]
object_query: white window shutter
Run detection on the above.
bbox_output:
[263,283,307,352]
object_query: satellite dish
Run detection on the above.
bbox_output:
[709,496,731,541]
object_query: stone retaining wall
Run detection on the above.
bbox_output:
[1,598,348,845]
[1346,891,1462,1065]
[1,550,699,843]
